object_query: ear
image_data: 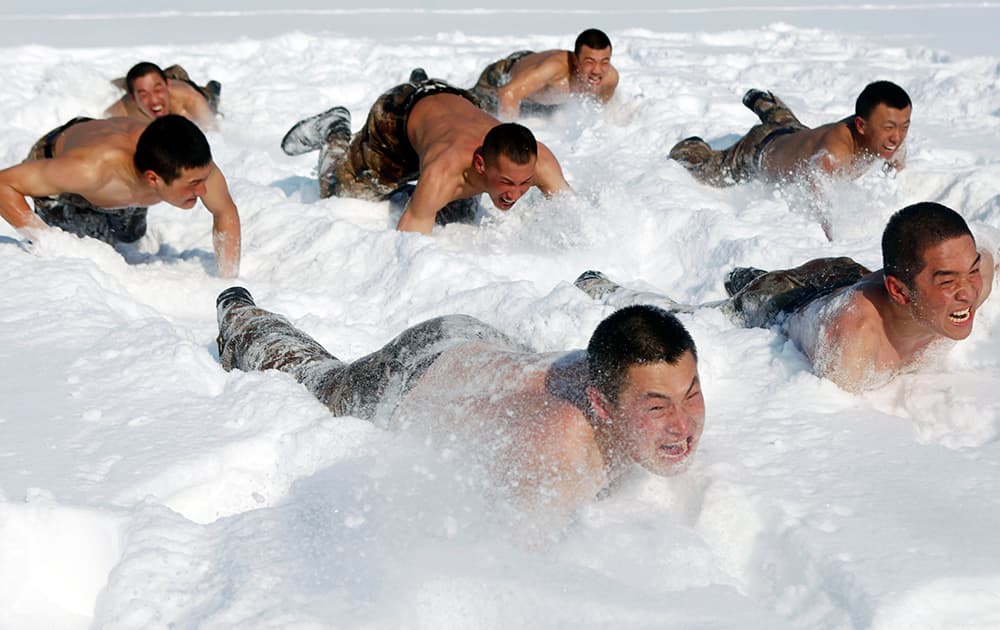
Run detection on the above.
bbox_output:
[472,150,486,174]
[586,385,614,423]
[854,115,866,136]
[884,273,911,305]
[141,170,162,188]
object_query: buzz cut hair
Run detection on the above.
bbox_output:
[125,61,168,95]
[587,305,697,404]
[478,122,538,166]
[574,29,613,55]
[855,80,911,119]
[882,202,973,287]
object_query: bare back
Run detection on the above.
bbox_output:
[785,276,905,391]
[400,344,607,513]
[761,118,863,180]
[407,93,500,199]
[15,118,159,208]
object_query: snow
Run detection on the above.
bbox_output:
[1,2,1000,628]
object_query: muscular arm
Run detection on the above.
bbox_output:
[396,163,456,235]
[0,157,103,237]
[497,59,563,121]
[200,164,241,277]
[533,143,571,197]
[598,67,620,103]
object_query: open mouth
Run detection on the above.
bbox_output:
[660,437,692,461]
[498,195,515,209]
[949,307,972,324]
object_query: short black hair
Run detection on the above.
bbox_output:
[574,29,612,55]
[133,115,212,184]
[126,61,168,95]
[587,305,697,404]
[479,122,538,166]
[882,202,973,287]
[855,80,911,119]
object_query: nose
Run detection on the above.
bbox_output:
[954,277,979,302]
[666,409,697,439]
[194,182,208,197]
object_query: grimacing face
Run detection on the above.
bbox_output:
[905,234,983,341]
[131,72,171,119]
[858,103,911,162]
[573,45,612,93]
[152,164,213,209]
[479,152,536,211]
[609,352,705,476]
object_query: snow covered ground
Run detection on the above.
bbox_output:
[1,2,1000,628]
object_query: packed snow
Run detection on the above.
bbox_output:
[1,3,999,628]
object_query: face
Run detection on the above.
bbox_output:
[476,153,536,211]
[603,353,705,476]
[573,45,613,92]
[131,72,171,119]
[902,235,983,340]
[149,164,213,209]
[857,103,911,161]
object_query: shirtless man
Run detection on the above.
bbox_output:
[576,202,994,393]
[470,28,619,120]
[216,290,704,521]
[669,81,911,187]
[105,62,219,129]
[280,74,569,235]
[0,114,241,277]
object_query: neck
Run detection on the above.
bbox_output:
[882,297,938,362]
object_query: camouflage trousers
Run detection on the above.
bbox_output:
[216,288,524,420]
[670,90,809,186]
[319,78,484,225]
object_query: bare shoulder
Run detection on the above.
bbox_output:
[812,283,892,391]
[168,78,201,100]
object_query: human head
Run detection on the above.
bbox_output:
[853,80,912,162]
[855,80,911,120]
[126,61,172,119]
[473,123,538,211]
[134,115,213,207]
[586,305,704,475]
[882,202,973,287]
[574,28,612,56]
[572,29,613,93]
[882,202,983,340]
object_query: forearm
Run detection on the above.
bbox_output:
[212,219,241,278]
[0,186,49,235]
[396,209,434,235]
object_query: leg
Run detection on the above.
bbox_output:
[318,82,421,200]
[216,287,350,413]
[281,106,351,157]
[742,89,806,128]
[729,257,871,328]
[669,123,778,186]
[574,270,699,313]
[216,287,525,419]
